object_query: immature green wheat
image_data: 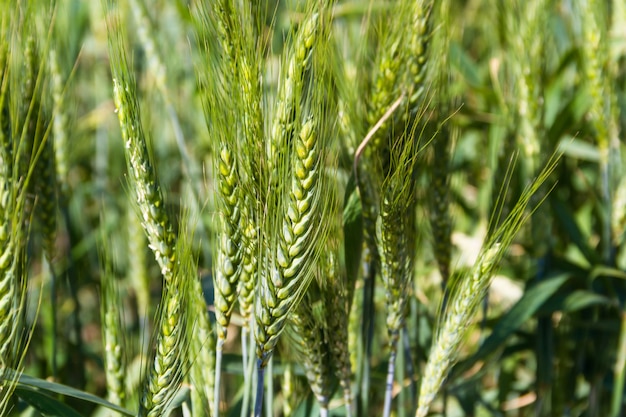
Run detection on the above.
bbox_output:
[100,262,126,407]
[290,284,333,415]
[254,0,334,369]
[416,155,559,417]
[138,238,195,417]
[107,15,177,282]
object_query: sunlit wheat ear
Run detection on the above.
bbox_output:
[213,145,244,340]
[255,115,328,367]
[101,262,126,407]
[211,143,244,416]
[416,154,560,417]
[254,0,334,366]
[138,237,195,417]
[106,13,176,282]
[268,9,319,169]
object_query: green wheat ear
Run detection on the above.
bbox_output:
[105,4,177,283]
[416,153,560,417]
[0,5,53,412]
[138,231,196,417]
[289,280,333,414]
[100,253,126,407]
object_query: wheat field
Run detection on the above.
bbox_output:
[1,0,625,416]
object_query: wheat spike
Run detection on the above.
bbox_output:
[101,264,126,407]
[290,287,333,412]
[416,155,559,417]
[107,16,177,281]
[138,239,195,417]
[189,278,216,417]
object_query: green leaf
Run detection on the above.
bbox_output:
[342,174,363,300]
[551,197,599,265]
[558,290,612,313]
[13,373,134,416]
[451,273,570,379]
[14,386,83,417]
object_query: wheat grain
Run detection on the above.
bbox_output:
[255,115,330,367]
